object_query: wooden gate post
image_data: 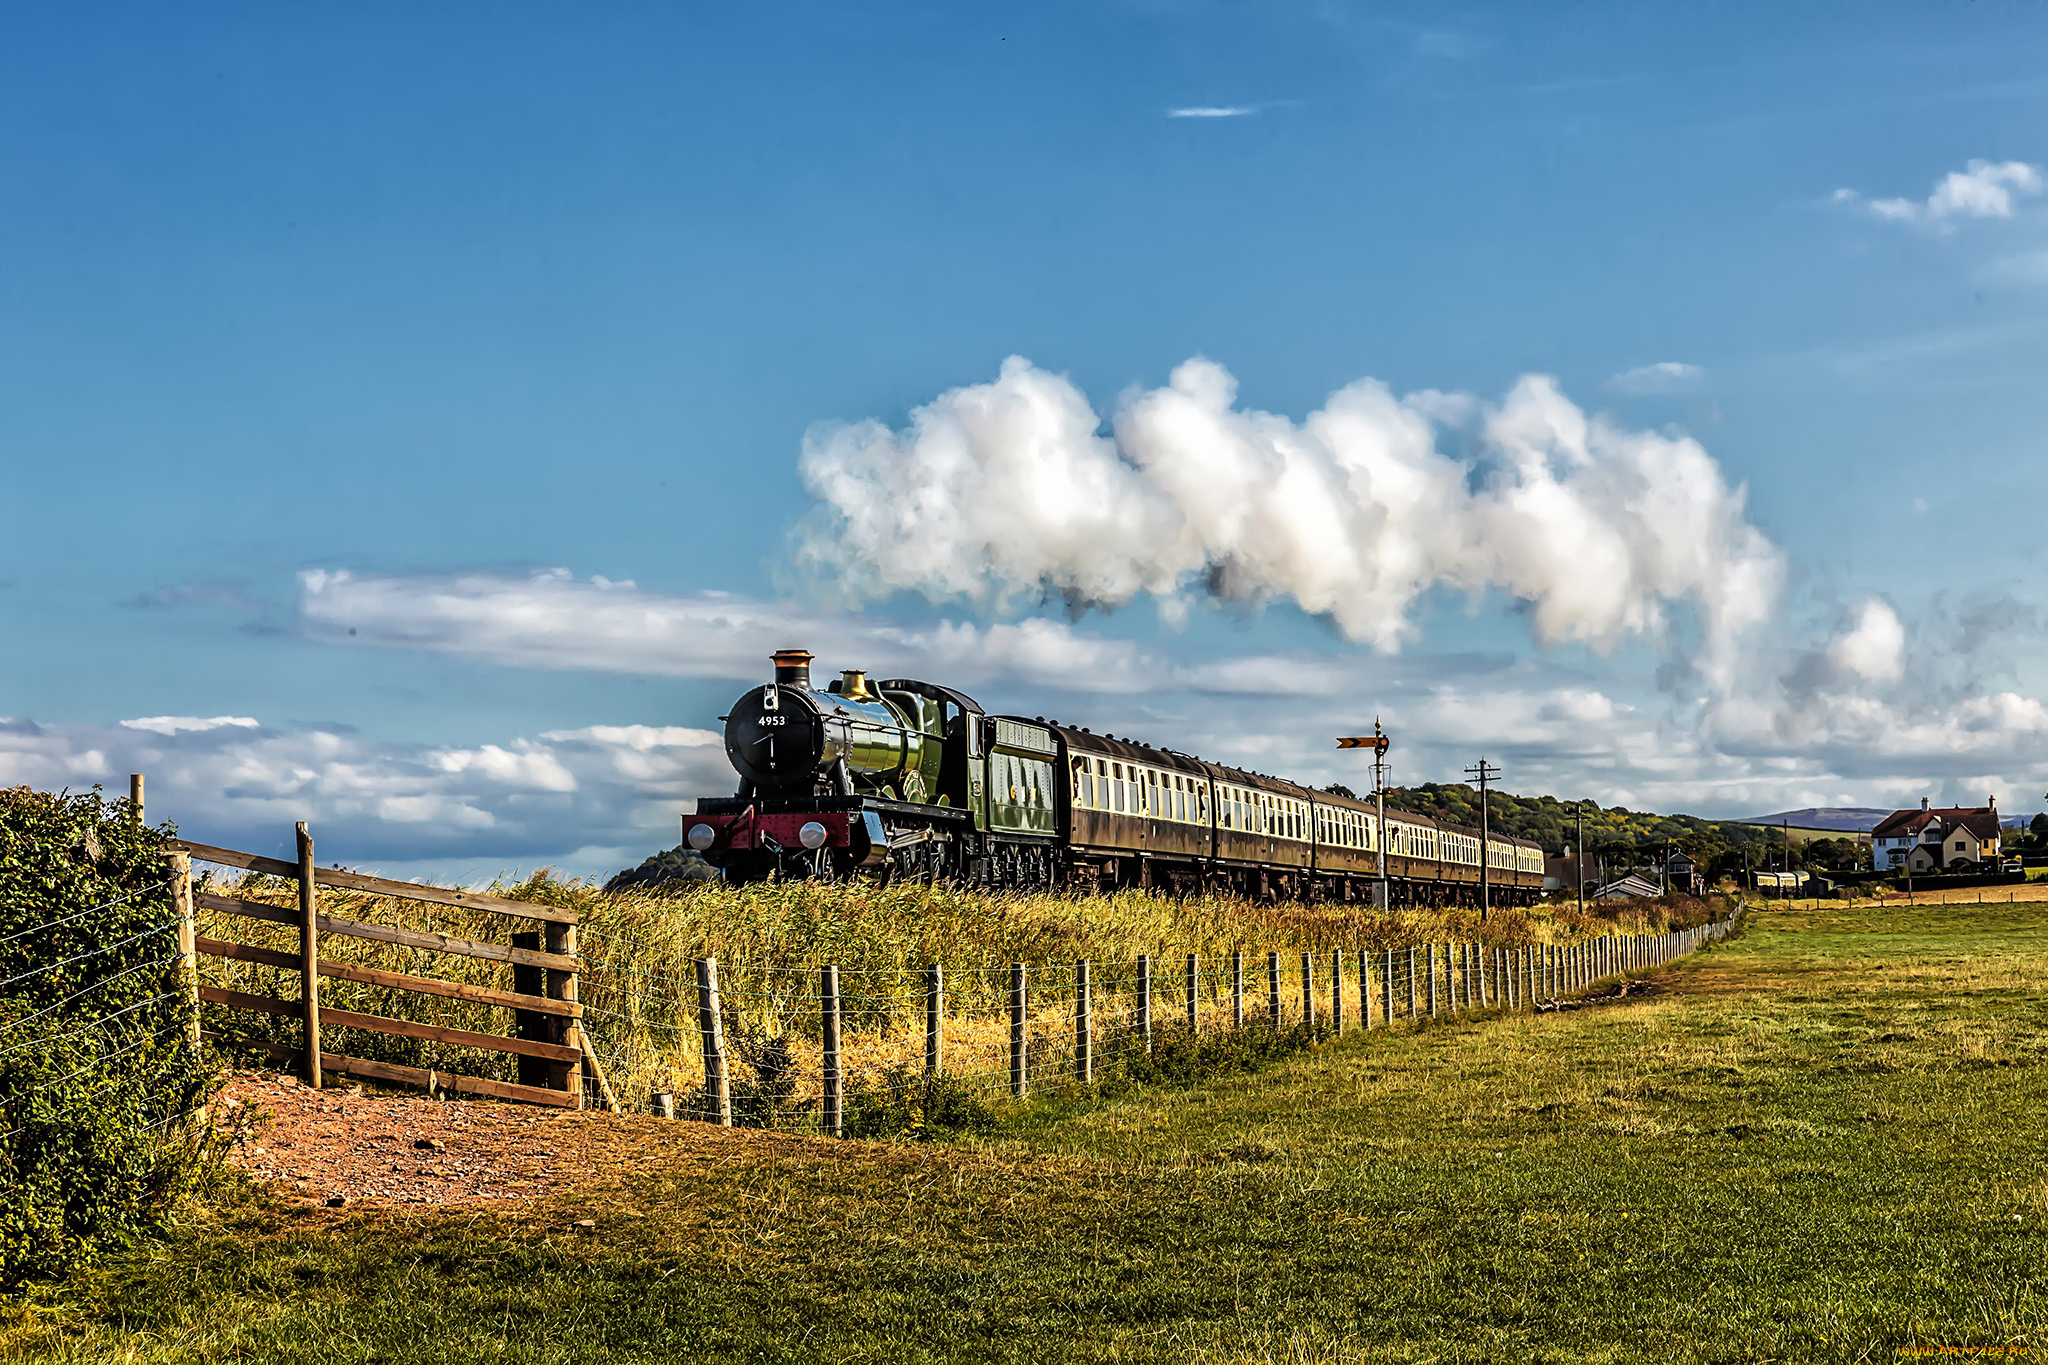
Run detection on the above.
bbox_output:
[169,851,200,1051]
[546,916,581,1106]
[822,964,842,1136]
[295,822,321,1089]
[513,933,550,1088]
[924,963,943,1076]
[695,957,731,1126]
[1009,962,1027,1098]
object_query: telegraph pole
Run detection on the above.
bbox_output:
[1575,801,1586,914]
[1337,720,1392,910]
[1465,758,1501,921]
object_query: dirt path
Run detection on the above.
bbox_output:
[220,1071,654,1209]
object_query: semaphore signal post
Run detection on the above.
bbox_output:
[1337,720,1392,910]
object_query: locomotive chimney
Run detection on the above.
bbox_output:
[771,648,814,688]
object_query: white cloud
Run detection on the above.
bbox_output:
[1837,159,2043,227]
[1606,361,1705,394]
[1167,106,1256,118]
[1827,599,1906,685]
[119,716,260,736]
[796,356,1784,695]
[299,568,1168,695]
[0,714,730,879]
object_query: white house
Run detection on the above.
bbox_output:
[1870,797,2002,873]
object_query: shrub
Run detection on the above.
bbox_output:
[0,786,223,1289]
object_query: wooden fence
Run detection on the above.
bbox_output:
[173,823,615,1110]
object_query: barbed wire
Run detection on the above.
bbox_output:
[0,984,183,1062]
[0,879,173,948]
[0,952,181,1039]
[0,917,177,993]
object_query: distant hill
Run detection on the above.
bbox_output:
[1738,808,1892,833]
[1339,782,1781,857]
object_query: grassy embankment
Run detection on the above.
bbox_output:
[8,896,2046,1361]
[194,876,1709,1119]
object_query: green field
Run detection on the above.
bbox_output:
[9,900,2047,1363]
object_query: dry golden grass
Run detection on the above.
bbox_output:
[194,871,1712,1120]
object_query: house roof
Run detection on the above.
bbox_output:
[1593,874,1665,900]
[1871,805,2000,841]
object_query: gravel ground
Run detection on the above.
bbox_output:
[220,1071,593,1209]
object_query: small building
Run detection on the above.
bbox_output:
[1593,874,1665,900]
[1870,797,2003,873]
[1657,850,1705,897]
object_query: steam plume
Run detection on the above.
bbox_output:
[798,356,1783,684]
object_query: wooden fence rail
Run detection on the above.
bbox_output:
[173,827,601,1111]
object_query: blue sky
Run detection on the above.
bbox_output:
[7,2,2048,876]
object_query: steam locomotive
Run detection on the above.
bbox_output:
[686,650,1545,904]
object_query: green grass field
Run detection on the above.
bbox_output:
[8,900,2046,1363]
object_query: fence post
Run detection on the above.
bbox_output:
[1138,954,1152,1052]
[513,933,550,1088]
[1300,952,1314,1026]
[925,963,943,1076]
[695,957,731,1126]
[1428,945,1439,1018]
[1186,954,1199,1035]
[169,851,200,1052]
[1232,951,1244,1029]
[1268,951,1281,1024]
[1330,951,1343,1033]
[1075,960,1092,1084]
[546,916,581,1108]
[1382,948,1394,1026]
[1358,949,1372,1029]
[295,821,321,1090]
[652,1090,675,1120]
[822,964,842,1137]
[1009,962,1027,1098]
[1408,946,1419,1018]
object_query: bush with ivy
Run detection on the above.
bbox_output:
[0,785,222,1290]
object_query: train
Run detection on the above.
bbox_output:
[685,650,1546,905]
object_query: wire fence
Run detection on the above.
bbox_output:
[0,877,208,1146]
[582,909,1744,1134]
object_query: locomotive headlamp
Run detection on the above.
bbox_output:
[799,821,828,850]
[687,823,717,851]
